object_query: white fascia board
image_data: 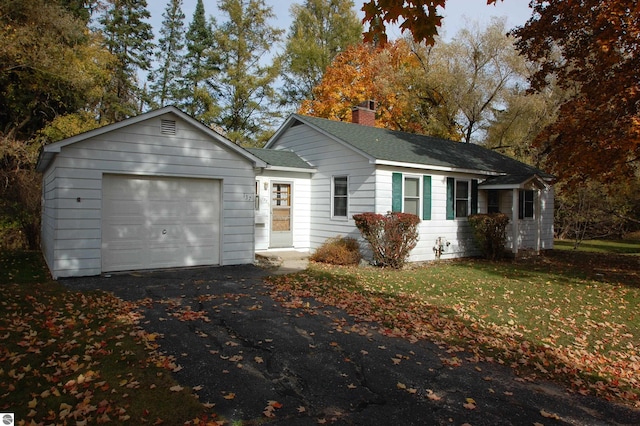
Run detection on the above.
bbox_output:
[264,165,317,173]
[374,159,502,176]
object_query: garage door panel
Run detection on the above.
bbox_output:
[102,175,220,272]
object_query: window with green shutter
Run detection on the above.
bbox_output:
[391,173,431,219]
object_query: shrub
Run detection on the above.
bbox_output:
[468,213,510,260]
[353,212,420,269]
[311,236,362,266]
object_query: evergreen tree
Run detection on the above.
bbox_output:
[183,0,219,123]
[148,0,186,108]
[212,0,284,146]
[98,0,154,122]
[282,0,362,107]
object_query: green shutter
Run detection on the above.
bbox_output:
[422,175,431,220]
[446,177,455,220]
[471,179,478,215]
[392,173,402,212]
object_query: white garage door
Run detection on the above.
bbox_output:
[102,175,221,272]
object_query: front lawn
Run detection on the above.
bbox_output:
[0,251,217,425]
[268,248,640,406]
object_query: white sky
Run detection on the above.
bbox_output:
[147,0,533,45]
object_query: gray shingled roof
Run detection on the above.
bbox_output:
[246,147,314,170]
[293,114,553,179]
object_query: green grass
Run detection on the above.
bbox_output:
[0,252,215,425]
[554,238,640,254]
[268,248,640,406]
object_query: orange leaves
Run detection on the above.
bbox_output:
[299,40,425,133]
[262,400,283,418]
[267,262,640,406]
[0,282,210,424]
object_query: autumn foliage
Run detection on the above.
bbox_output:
[353,212,420,268]
[361,0,500,45]
[310,236,362,266]
[513,0,640,185]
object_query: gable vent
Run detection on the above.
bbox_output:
[161,119,176,135]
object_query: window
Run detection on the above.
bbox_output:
[404,177,420,216]
[392,173,431,220]
[519,190,535,219]
[455,180,470,218]
[488,190,500,213]
[332,176,348,218]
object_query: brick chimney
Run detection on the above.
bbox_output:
[351,100,376,126]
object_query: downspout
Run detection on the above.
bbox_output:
[536,189,542,252]
[512,189,519,256]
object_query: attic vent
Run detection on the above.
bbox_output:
[161,119,176,135]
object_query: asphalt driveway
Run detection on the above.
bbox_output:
[63,265,640,425]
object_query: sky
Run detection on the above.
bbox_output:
[146,0,534,45]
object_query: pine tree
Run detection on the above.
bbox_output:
[182,0,219,123]
[148,0,186,108]
[282,0,362,107]
[99,0,154,122]
[212,0,284,146]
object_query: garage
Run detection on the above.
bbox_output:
[37,106,266,278]
[102,175,221,272]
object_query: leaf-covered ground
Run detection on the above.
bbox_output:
[0,252,216,425]
[267,250,640,407]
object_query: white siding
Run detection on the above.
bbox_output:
[269,126,375,252]
[41,113,256,278]
[255,171,312,251]
[376,167,483,262]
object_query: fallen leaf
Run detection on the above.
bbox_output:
[223,392,235,400]
[169,385,183,392]
[254,356,264,364]
[540,409,560,419]
[396,382,407,390]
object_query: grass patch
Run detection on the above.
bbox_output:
[0,252,217,425]
[268,249,640,406]
[554,239,640,254]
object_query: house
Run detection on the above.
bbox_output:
[37,104,554,278]
[257,101,555,262]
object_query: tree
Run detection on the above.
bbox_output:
[183,0,219,123]
[98,0,154,122]
[512,0,640,185]
[300,40,460,138]
[0,0,112,139]
[416,19,530,143]
[361,0,500,45]
[281,0,363,107]
[148,0,186,108]
[211,0,284,146]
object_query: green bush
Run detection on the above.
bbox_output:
[311,236,362,266]
[468,213,510,260]
[353,212,420,269]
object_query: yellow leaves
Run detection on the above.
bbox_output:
[463,397,477,410]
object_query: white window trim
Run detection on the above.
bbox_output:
[331,175,349,220]
[403,175,421,217]
[520,189,536,220]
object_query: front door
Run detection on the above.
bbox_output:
[270,182,293,248]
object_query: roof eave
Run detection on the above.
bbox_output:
[35,106,266,172]
[264,165,317,173]
[375,159,503,176]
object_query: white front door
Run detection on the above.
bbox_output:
[101,175,220,272]
[270,182,293,248]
